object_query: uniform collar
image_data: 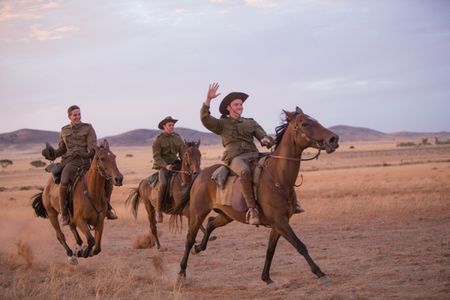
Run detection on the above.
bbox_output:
[229,116,243,123]
[70,122,83,129]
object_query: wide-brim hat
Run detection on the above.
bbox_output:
[219,92,249,116]
[158,116,178,130]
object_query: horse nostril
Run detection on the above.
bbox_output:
[115,175,123,185]
[329,135,338,145]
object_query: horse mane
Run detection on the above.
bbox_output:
[185,141,198,148]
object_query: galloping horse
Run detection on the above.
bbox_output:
[172,107,339,284]
[125,140,201,250]
[32,139,123,265]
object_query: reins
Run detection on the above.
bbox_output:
[268,149,321,162]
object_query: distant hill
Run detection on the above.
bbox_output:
[102,127,220,146]
[0,129,59,146]
[329,125,450,142]
[329,125,388,141]
[1,126,449,149]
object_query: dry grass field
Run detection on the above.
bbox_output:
[0,141,449,299]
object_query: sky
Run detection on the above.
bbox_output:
[1,0,450,138]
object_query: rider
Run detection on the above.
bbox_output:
[152,116,185,223]
[200,83,304,225]
[42,105,118,225]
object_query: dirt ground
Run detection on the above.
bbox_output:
[0,142,449,299]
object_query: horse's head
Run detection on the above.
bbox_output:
[92,139,124,186]
[278,107,339,154]
[182,139,201,177]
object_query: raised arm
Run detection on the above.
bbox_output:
[204,82,221,107]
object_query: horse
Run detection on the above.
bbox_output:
[125,140,202,250]
[172,107,339,284]
[32,139,123,265]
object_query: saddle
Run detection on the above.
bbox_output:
[45,163,63,184]
[45,163,86,215]
[212,154,269,212]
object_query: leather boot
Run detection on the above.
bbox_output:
[155,183,165,223]
[104,179,118,220]
[59,185,70,226]
[293,193,305,214]
[240,172,260,225]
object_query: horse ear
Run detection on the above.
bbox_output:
[284,110,295,121]
[92,143,100,152]
[102,139,110,149]
[295,106,304,115]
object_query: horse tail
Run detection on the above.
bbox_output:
[31,192,48,218]
[125,181,143,219]
[168,214,183,234]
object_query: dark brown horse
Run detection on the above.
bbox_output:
[172,107,339,284]
[125,140,201,250]
[32,140,123,265]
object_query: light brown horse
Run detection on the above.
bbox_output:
[125,140,201,250]
[32,139,123,265]
[172,107,339,284]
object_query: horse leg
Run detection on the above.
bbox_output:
[199,216,217,241]
[261,228,281,284]
[178,212,209,279]
[76,222,95,258]
[48,211,76,263]
[69,224,84,257]
[144,197,161,250]
[193,213,232,254]
[93,218,105,256]
[275,221,330,283]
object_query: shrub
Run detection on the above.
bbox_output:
[0,159,13,168]
[397,142,416,147]
[125,154,134,158]
[30,160,46,168]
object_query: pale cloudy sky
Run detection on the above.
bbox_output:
[1,0,449,138]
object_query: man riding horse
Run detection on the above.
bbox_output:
[152,116,185,223]
[200,83,304,225]
[41,105,118,225]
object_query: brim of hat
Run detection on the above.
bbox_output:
[158,119,178,129]
[219,92,249,115]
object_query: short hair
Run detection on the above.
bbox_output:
[67,105,80,116]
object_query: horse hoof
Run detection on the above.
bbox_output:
[68,256,78,265]
[319,275,331,285]
[191,246,200,255]
[158,246,168,252]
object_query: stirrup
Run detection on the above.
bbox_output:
[246,208,260,225]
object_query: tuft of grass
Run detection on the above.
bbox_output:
[30,160,46,168]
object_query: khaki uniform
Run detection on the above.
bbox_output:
[152,131,185,221]
[200,103,268,164]
[152,132,185,170]
[54,122,97,185]
[55,122,97,168]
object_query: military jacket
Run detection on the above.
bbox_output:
[152,132,185,169]
[200,104,268,164]
[54,122,97,167]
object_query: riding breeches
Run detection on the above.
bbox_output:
[229,152,260,209]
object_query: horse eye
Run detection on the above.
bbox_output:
[302,123,309,128]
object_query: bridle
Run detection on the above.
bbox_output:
[268,116,322,162]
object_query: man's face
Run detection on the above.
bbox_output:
[227,99,244,116]
[69,109,81,125]
[163,122,175,133]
